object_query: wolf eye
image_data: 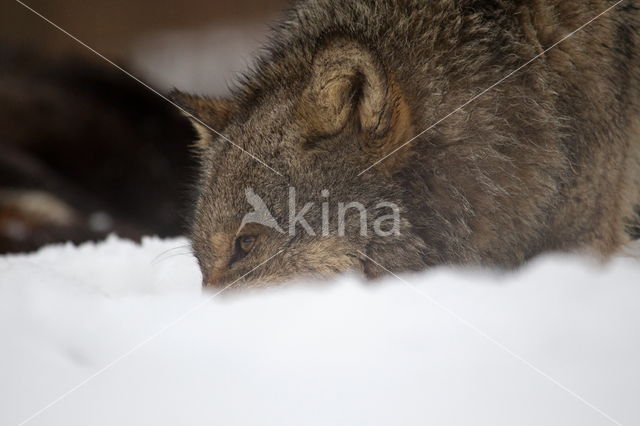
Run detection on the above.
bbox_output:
[238,235,257,253]
[229,235,258,267]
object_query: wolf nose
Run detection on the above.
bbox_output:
[203,277,226,288]
[202,268,226,288]
[203,279,225,288]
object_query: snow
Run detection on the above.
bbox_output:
[1,236,639,426]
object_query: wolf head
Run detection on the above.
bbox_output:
[172,38,428,288]
[171,0,640,287]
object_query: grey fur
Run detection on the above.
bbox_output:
[172,0,640,287]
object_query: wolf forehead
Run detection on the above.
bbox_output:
[171,35,417,175]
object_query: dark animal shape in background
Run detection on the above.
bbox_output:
[0,45,196,254]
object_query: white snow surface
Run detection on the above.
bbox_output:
[1,236,639,426]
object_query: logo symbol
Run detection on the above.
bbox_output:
[240,188,285,233]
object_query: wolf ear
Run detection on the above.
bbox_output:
[169,90,234,147]
[297,39,413,170]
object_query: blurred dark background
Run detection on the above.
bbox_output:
[0,0,286,254]
[1,0,285,59]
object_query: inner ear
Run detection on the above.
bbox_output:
[296,38,414,171]
[169,90,234,147]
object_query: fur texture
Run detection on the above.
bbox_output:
[174,0,640,287]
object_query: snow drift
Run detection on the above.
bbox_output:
[1,236,639,426]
